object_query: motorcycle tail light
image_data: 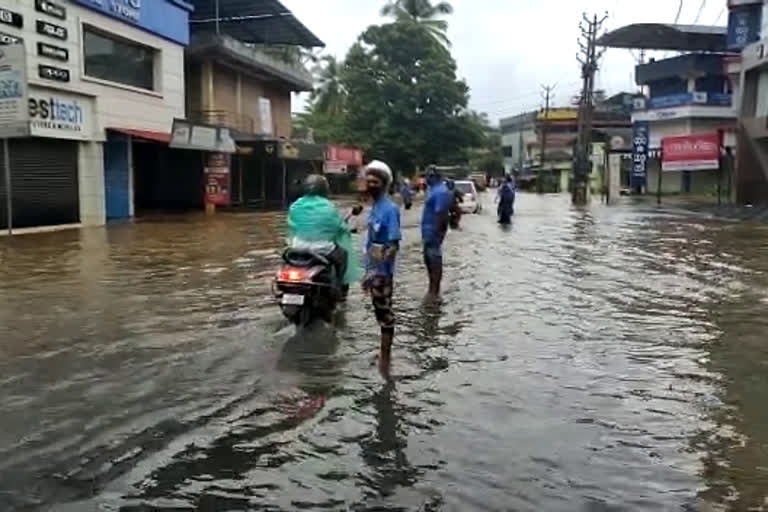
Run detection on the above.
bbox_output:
[279,268,309,282]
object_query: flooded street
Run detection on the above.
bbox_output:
[2,193,768,511]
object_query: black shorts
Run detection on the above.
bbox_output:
[370,275,395,329]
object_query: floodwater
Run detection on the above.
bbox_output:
[1,194,768,511]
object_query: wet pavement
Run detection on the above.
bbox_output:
[1,193,768,511]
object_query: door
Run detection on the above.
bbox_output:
[104,132,131,220]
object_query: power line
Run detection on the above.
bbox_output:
[693,0,706,24]
[713,6,725,25]
[674,0,685,24]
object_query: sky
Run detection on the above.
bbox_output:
[287,0,729,123]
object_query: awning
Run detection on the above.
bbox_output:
[188,0,324,47]
[110,128,171,143]
[598,24,728,52]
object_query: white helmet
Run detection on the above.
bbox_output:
[365,160,393,185]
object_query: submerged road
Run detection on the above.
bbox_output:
[1,193,768,511]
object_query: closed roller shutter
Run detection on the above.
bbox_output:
[0,142,7,230]
[7,138,79,229]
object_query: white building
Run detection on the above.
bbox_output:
[0,0,193,232]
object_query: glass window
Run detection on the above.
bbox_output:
[83,27,155,91]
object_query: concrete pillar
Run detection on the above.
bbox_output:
[78,141,106,226]
[201,60,215,111]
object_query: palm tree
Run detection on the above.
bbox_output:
[310,55,346,116]
[380,0,454,46]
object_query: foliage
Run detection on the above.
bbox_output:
[341,21,480,176]
[380,0,454,47]
[295,0,487,178]
[310,56,346,116]
[466,112,504,176]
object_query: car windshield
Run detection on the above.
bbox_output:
[455,182,473,194]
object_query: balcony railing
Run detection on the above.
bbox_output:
[633,92,733,111]
[190,110,255,134]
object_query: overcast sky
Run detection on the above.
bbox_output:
[288,0,728,123]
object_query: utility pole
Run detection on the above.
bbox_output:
[574,12,608,205]
[538,83,555,193]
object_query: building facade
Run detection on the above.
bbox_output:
[0,0,193,231]
[632,53,737,195]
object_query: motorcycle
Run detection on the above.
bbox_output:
[274,206,363,326]
[274,248,341,326]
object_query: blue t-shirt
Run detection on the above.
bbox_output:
[366,196,402,276]
[421,182,454,245]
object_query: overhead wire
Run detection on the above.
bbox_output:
[693,0,707,24]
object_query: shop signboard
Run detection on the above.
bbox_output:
[661,132,720,172]
[727,3,763,51]
[69,0,192,45]
[170,119,236,153]
[631,121,649,188]
[258,97,273,136]
[324,161,347,175]
[204,153,231,206]
[0,43,29,138]
[28,87,95,141]
[326,145,363,167]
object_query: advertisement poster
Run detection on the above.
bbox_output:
[661,133,720,172]
[631,121,649,188]
[0,43,29,138]
[204,153,231,206]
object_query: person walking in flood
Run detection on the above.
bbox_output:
[497,174,516,225]
[421,167,454,300]
[362,160,401,370]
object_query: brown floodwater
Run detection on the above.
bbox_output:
[1,194,768,511]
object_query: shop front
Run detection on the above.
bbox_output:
[1,77,98,231]
[0,0,194,231]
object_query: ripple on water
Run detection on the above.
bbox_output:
[2,197,768,511]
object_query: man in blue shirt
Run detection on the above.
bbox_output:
[421,167,454,299]
[363,160,401,369]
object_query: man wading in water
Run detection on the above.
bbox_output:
[362,161,401,371]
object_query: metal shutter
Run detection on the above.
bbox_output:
[8,138,79,229]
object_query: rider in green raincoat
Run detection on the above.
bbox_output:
[286,175,362,288]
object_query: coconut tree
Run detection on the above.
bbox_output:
[310,55,346,116]
[380,0,454,46]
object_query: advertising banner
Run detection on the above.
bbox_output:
[728,3,763,51]
[204,153,231,206]
[326,145,363,167]
[662,133,720,172]
[631,121,649,188]
[0,43,29,138]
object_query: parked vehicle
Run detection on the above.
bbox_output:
[454,180,482,214]
[274,248,342,326]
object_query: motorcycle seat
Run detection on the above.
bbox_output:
[283,248,330,267]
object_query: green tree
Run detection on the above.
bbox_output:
[342,21,480,175]
[380,0,454,46]
[310,56,346,116]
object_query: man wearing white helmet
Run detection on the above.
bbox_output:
[362,160,401,370]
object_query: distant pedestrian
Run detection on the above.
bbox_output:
[362,160,401,371]
[400,179,413,210]
[421,167,454,299]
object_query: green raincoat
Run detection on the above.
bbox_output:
[286,196,362,285]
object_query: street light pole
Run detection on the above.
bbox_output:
[539,83,555,193]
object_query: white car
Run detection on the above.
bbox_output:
[454,180,482,214]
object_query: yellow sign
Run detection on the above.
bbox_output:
[537,108,578,121]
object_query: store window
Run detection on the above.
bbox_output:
[83,26,156,91]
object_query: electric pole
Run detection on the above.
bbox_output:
[538,84,555,193]
[574,12,608,205]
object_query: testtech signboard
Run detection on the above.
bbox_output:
[661,133,720,172]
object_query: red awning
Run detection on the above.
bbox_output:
[110,128,171,143]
